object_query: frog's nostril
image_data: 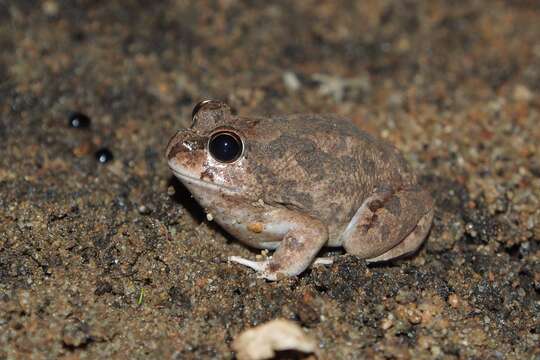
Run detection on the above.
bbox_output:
[166,133,206,160]
[182,140,197,151]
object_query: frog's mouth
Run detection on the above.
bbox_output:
[169,167,240,195]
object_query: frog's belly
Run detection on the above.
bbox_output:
[186,181,349,250]
[217,218,287,250]
[219,214,346,250]
[187,190,291,249]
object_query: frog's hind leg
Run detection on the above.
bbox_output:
[366,207,434,262]
[341,188,433,261]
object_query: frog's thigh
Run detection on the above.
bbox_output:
[366,206,434,262]
[342,189,433,259]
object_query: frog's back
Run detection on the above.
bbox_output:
[248,114,417,240]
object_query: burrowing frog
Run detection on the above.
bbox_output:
[166,100,434,280]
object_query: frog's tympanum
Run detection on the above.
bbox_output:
[167,100,434,280]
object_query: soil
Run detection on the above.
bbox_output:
[1,1,539,359]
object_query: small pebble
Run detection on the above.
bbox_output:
[381,317,394,330]
[42,0,59,16]
[465,223,477,237]
[407,309,422,325]
[68,112,91,129]
[73,142,91,157]
[95,148,113,164]
[513,84,533,102]
[232,319,317,360]
[206,213,214,221]
[431,346,442,357]
[283,71,301,92]
[395,289,416,304]
[167,186,176,196]
[138,205,151,215]
[448,293,460,308]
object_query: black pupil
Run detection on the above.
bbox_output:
[209,133,242,162]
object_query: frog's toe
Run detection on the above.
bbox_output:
[228,256,282,280]
[312,256,334,266]
[228,256,269,273]
[256,271,278,281]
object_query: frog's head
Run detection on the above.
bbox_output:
[166,100,263,199]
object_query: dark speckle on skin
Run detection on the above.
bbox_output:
[362,157,376,175]
[285,235,302,249]
[362,213,379,232]
[268,262,281,272]
[329,202,346,224]
[167,134,206,160]
[265,134,294,158]
[283,189,314,211]
[293,142,329,180]
[368,199,383,212]
[252,163,280,187]
[348,207,358,219]
[395,149,412,173]
[200,168,215,181]
[385,196,402,217]
[265,134,334,181]
[380,223,390,241]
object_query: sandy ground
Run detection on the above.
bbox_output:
[1,1,539,359]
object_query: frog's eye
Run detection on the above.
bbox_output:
[208,131,243,163]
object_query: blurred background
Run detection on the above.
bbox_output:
[0,1,539,359]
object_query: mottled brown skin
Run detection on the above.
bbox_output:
[166,101,434,280]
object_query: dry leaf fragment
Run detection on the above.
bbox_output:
[232,319,318,360]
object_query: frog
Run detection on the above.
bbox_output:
[166,100,434,280]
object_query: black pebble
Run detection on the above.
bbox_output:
[68,112,91,129]
[95,148,113,164]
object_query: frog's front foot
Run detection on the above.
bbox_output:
[228,256,278,280]
[228,217,328,280]
[228,254,334,281]
[312,256,334,266]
